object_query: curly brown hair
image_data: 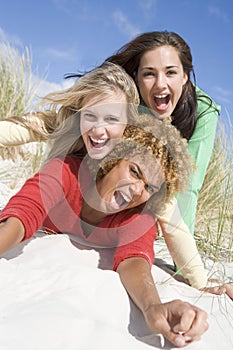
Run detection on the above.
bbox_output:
[88,113,193,216]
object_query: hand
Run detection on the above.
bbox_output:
[143,299,208,347]
[200,279,233,300]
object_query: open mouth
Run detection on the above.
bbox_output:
[111,190,132,211]
[153,94,170,111]
[89,136,109,149]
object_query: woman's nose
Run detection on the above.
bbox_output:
[91,125,106,136]
[155,73,166,88]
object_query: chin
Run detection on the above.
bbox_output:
[90,154,106,160]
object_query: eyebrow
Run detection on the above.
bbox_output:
[82,108,122,119]
[81,108,95,113]
[140,65,179,71]
[132,162,160,191]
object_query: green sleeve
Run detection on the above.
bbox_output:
[176,87,221,235]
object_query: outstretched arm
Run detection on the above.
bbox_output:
[158,198,233,299]
[158,197,208,289]
[0,120,43,147]
[0,217,25,254]
[117,257,208,347]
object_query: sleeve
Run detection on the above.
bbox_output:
[0,120,42,147]
[156,88,220,289]
[157,197,208,289]
[112,212,156,271]
[176,87,220,234]
[0,158,73,240]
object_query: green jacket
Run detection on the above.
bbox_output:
[176,87,221,234]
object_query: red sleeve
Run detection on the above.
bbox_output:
[0,157,81,240]
[112,211,156,271]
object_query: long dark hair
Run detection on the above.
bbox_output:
[106,31,201,140]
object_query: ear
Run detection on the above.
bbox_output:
[183,72,188,85]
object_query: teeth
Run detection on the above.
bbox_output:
[119,191,131,203]
[155,94,167,98]
[90,137,107,144]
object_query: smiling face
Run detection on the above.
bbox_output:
[95,153,164,214]
[136,45,188,119]
[80,89,128,159]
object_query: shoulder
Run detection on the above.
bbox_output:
[39,156,90,187]
[195,86,221,117]
[41,156,83,173]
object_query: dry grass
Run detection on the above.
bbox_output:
[0,42,41,118]
[0,41,43,162]
[195,113,233,262]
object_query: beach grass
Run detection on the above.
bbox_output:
[0,41,44,168]
[195,112,233,262]
[0,41,41,118]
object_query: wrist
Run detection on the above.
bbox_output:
[143,301,161,314]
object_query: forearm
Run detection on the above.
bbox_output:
[162,225,208,289]
[0,120,44,147]
[0,217,25,254]
[117,256,208,347]
[117,257,161,312]
[158,198,208,289]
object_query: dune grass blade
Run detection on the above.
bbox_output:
[0,41,44,167]
[195,113,233,262]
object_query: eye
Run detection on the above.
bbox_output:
[82,112,97,121]
[145,184,156,195]
[129,165,140,179]
[105,116,121,123]
[142,71,154,77]
[167,69,177,76]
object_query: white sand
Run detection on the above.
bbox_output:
[0,233,232,350]
[0,154,233,350]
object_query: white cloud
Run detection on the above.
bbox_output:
[44,47,74,61]
[33,75,73,99]
[0,27,8,41]
[0,27,23,47]
[212,86,233,104]
[138,0,155,10]
[113,10,140,38]
[208,5,229,23]
[138,0,157,16]
[26,74,74,111]
[52,0,90,20]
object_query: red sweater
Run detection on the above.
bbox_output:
[0,156,156,270]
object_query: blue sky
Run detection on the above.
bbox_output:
[0,0,233,124]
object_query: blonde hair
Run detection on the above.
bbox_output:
[88,113,193,216]
[6,62,140,159]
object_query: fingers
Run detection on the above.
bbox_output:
[164,331,196,348]
[200,280,233,300]
[173,305,197,332]
[179,306,208,341]
[144,300,208,347]
[225,284,233,300]
[161,301,208,347]
[172,302,208,340]
[201,285,227,295]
